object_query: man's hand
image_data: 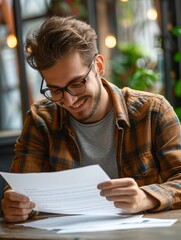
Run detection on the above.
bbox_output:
[97,178,159,213]
[1,189,36,223]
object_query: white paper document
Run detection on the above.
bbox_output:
[58,217,177,233]
[19,214,144,230]
[18,214,177,234]
[1,165,177,234]
[0,165,124,215]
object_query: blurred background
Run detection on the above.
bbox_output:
[0,0,181,198]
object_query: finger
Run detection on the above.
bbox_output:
[106,195,137,203]
[97,178,136,190]
[4,190,30,203]
[100,185,138,197]
[2,202,35,223]
[2,198,35,209]
[3,212,31,223]
[4,208,32,222]
[2,203,33,222]
[2,205,33,216]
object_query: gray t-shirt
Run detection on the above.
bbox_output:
[69,109,118,179]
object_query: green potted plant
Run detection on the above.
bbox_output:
[172,26,181,122]
[111,42,161,91]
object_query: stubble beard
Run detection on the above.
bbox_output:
[79,79,102,123]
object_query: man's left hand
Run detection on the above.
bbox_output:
[97,178,159,213]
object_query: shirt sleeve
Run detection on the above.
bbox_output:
[10,108,50,173]
[141,97,181,211]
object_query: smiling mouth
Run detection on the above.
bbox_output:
[71,98,87,109]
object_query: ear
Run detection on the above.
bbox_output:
[95,54,105,76]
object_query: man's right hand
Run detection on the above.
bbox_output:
[1,189,36,223]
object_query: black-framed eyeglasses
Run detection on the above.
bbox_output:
[40,59,94,102]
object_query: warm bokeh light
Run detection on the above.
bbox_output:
[105,35,117,48]
[6,34,17,48]
[119,0,128,2]
[147,8,157,20]
[26,46,32,53]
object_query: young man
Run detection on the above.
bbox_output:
[2,16,181,223]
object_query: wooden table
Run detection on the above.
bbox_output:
[0,209,180,240]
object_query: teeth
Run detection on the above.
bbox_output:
[72,99,86,109]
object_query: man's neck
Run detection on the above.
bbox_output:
[94,85,113,123]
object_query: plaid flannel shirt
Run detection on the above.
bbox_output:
[10,79,181,212]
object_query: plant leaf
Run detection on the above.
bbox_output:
[172,26,181,36]
[175,79,181,96]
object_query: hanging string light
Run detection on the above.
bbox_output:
[147,8,157,20]
[105,35,117,48]
[6,34,17,48]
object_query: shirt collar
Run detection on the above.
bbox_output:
[101,78,130,128]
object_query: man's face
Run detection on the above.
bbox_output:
[41,52,106,123]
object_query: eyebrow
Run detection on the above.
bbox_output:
[46,73,86,89]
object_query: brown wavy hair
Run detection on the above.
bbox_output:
[25,16,98,71]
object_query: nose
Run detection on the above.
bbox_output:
[62,91,78,106]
